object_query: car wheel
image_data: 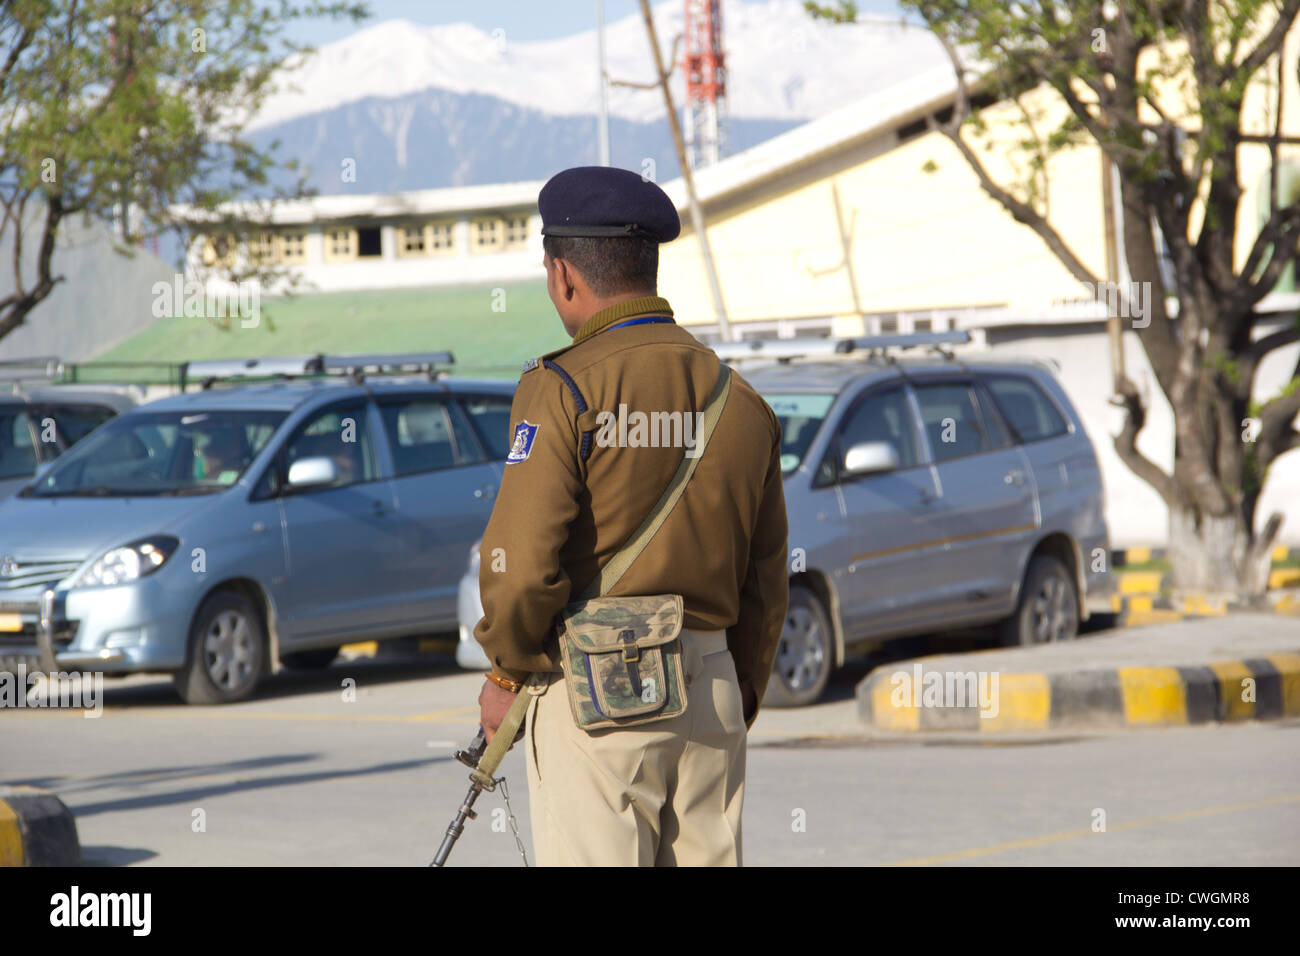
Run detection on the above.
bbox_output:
[763,585,834,708]
[174,590,265,704]
[280,647,339,671]
[1000,555,1079,647]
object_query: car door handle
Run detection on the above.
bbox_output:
[474,483,497,500]
[918,486,937,504]
[372,500,389,516]
[1004,469,1025,486]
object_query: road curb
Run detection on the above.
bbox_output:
[0,786,81,866]
[856,652,1300,733]
[1105,587,1300,627]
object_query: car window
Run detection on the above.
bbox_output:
[25,410,284,497]
[973,384,1013,449]
[459,395,514,460]
[984,374,1069,442]
[0,406,37,479]
[285,403,377,489]
[378,398,464,475]
[39,403,119,451]
[836,387,918,471]
[762,393,835,475]
[912,382,992,463]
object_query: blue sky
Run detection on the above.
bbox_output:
[291,0,910,47]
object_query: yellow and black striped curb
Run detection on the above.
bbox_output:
[0,786,80,866]
[1112,544,1292,567]
[855,653,1300,733]
[1107,587,1300,627]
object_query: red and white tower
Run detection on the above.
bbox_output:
[682,0,728,168]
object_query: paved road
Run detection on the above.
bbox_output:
[4,647,1297,866]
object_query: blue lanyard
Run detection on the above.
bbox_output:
[603,316,675,333]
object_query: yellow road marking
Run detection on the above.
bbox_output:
[1124,547,1152,564]
[0,801,23,867]
[884,791,1300,866]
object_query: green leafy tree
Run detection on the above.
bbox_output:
[808,0,1300,597]
[0,0,367,340]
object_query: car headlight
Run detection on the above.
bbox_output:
[73,535,179,588]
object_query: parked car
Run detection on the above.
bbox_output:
[0,386,138,498]
[0,353,515,703]
[456,332,1112,707]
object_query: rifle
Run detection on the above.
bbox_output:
[430,683,535,867]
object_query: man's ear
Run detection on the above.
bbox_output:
[554,257,579,301]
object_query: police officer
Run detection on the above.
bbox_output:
[474,166,788,866]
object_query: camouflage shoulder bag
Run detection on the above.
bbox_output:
[557,365,732,731]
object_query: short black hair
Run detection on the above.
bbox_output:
[542,235,658,297]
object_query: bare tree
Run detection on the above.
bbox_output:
[809,0,1300,597]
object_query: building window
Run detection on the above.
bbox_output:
[429,221,456,254]
[325,228,357,261]
[878,316,899,333]
[914,318,932,332]
[503,215,530,249]
[248,232,277,264]
[357,226,382,258]
[399,225,426,256]
[472,218,503,252]
[280,232,307,264]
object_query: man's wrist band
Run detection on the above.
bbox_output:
[484,671,523,693]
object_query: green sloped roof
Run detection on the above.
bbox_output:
[95,281,568,380]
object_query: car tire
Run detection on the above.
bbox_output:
[280,647,339,671]
[999,555,1079,647]
[762,584,834,708]
[174,590,266,705]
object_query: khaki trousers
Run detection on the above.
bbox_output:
[524,627,747,866]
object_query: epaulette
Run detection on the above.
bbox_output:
[520,357,539,375]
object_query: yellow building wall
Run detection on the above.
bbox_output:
[660,17,1300,327]
[660,92,1109,326]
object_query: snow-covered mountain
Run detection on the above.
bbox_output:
[244,0,949,193]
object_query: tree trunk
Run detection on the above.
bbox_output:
[1167,506,1275,600]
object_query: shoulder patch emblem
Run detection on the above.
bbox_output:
[521,357,539,375]
[506,420,539,464]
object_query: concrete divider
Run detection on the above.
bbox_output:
[0,786,80,866]
[856,614,1300,734]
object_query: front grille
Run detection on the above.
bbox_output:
[0,558,82,593]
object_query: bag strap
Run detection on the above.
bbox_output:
[577,364,732,601]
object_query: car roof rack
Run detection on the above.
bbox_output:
[0,357,66,386]
[183,351,456,388]
[713,330,970,364]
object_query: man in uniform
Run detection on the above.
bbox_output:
[473,166,788,867]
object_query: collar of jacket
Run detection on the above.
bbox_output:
[571,295,674,346]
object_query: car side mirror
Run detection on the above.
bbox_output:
[286,456,339,489]
[843,441,900,477]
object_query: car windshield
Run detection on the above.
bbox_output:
[762,393,835,475]
[23,409,286,498]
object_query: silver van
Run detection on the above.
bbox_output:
[458,332,1112,706]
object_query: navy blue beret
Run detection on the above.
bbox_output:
[538,166,681,243]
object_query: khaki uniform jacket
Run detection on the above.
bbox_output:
[474,296,789,721]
